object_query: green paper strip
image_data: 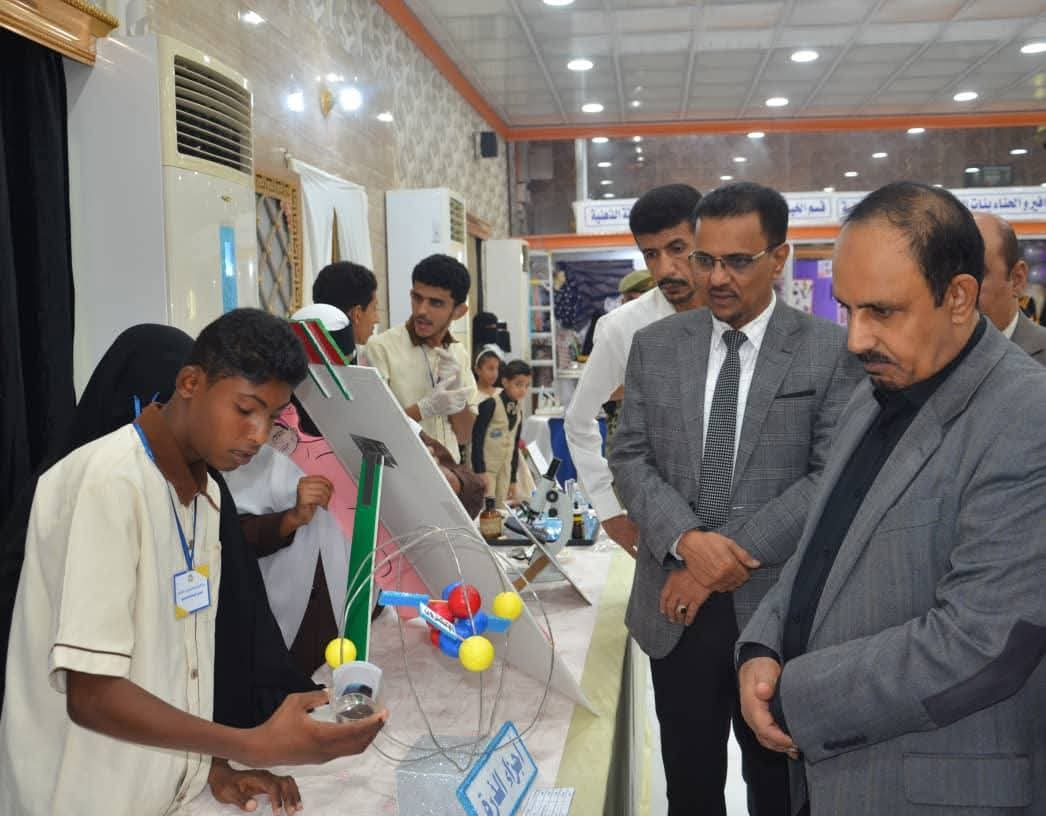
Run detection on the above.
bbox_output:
[345,455,383,660]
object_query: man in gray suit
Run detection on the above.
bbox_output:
[610,182,861,816]
[974,212,1046,364]
[738,182,1046,815]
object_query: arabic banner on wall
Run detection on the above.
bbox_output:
[574,187,1046,235]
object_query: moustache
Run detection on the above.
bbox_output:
[658,278,690,290]
[858,351,894,366]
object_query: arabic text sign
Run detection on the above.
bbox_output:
[457,721,538,816]
[573,198,637,234]
[783,195,834,224]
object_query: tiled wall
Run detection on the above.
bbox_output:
[146,0,509,323]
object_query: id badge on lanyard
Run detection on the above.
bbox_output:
[133,423,211,618]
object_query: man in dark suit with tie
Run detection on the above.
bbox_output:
[974,212,1046,364]
[609,182,862,815]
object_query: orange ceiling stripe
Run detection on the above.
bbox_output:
[507,111,1046,142]
[520,222,1046,250]
[376,0,508,138]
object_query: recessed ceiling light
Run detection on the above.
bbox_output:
[591,136,609,144]
[791,49,819,63]
[1020,42,1046,55]
[286,90,305,112]
[872,152,888,159]
[766,97,789,107]
[733,156,747,163]
[635,147,643,155]
[632,136,643,143]
[933,183,944,188]
[953,90,978,102]
[339,86,363,111]
[377,111,393,123]
[600,179,613,186]
[603,192,614,198]
[1041,182,1046,187]
[239,10,265,24]
[747,131,765,139]
[907,127,926,134]
[965,166,980,174]
[597,161,612,168]
[326,72,344,83]
[720,175,734,181]
[544,0,574,5]
[844,171,858,178]
[823,186,835,192]
[630,100,642,108]
[1011,148,1029,156]
[582,102,604,113]
[637,156,645,162]
[567,58,593,72]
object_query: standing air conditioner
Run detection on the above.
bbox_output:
[66,34,258,392]
[385,188,469,344]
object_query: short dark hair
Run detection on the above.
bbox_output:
[502,360,531,381]
[994,216,1023,277]
[189,308,308,387]
[313,262,377,313]
[694,182,789,246]
[629,184,702,237]
[413,254,470,306]
[844,182,984,305]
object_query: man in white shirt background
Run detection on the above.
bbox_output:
[565,184,705,556]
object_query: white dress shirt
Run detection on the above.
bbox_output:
[1003,310,1020,340]
[565,287,675,520]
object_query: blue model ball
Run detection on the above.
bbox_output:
[454,611,489,639]
[441,581,463,601]
[439,632,461,658]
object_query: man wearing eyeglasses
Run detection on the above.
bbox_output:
[610,182,862,816]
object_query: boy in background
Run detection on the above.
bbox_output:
[472,360,531,505]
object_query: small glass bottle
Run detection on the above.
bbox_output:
[479,497,503,541]
[571,501,584,540]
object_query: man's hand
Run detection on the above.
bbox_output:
[280,475,333,536]
[738,657,797,757]
[433,347,461,386]
[677,530,759,591]
[658,569,711,625]
[601,514,639,558]
[208,758,303,814]
[507,483,517,500]
[245,690,387,767]
[418,379,470,418]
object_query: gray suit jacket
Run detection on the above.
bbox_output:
[609,300,861,658]
[739,324,1046,815]
[1012,311,1046,364]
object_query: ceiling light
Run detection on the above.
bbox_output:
[872,152,888,158]
[339,86,363,111]
[844,171,858,178]
[597,161,612,168]
[544,0,575,5]
[907,127,926,134]
[630,100,642,108]
[765,97,789,107]
[567,58,593,72]
[239,10,265,24]
[1011,148,1029,156]
[733,156,747,163]
[600,179,613,186]
[791,49,819,63]
[582,102,604,113]
[285,90,305,112]
[720,175,734,181]
[326,72,344,83]
[953,90,978,102]
[747,131,765,139]
[1020,42,1046,55]
[637,156,645,162]
[965,166,980,173]
[933,183,944,188]
[377,111,394,123]
[633,136,643,143]
[603,192,614,198]
[823,186,835,193]
[591,136,609,144]
[635,146,643,154]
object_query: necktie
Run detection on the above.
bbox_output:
[697,329,748,529]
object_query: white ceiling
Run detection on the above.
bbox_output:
[402,0,1046,127]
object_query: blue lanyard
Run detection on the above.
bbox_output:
[133,422,198,572]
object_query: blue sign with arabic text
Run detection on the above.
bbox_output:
[456,721,537,816]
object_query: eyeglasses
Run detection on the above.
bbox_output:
[687,244,780,275]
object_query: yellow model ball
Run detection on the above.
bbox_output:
[492,591,523,621]
[324,637,357,668]
[458,636,495,672]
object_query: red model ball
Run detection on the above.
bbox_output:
[448,584,482,619]
[429,627,441,647]
[426,600,453,627]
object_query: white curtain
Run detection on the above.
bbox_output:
[289,158,373,301]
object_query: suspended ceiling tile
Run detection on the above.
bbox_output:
[690,67,757,84]
[903,59,975,77]
[527,11,609,39]
[832,62,899,80]
[696,29,776,50]
[619,53,690,73]
[873,0,965,24]
[789,0,870,27]
[619,31,692,54]
[939,20,1026,42]
[691,83,749,99]
[419,0,512,14]
[777,27,858,48]
[540,36,614,58]
[819,77,894,94]
[887,76,954,93]
[701,1,786,30]
[848,43,923,63]
[695,49,766,69]
[613,7,694,34]
[957,0,1046,19]
[859,22,945,44]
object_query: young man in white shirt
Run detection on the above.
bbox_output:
[565,184,705,556]
[0,309,387,815]
[365,254,479,462]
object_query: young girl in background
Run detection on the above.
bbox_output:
[473,345,504,400]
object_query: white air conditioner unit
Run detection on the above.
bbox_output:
[66,33,258,392]
[385,188,469,343]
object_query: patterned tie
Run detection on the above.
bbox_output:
[697,329,748,530]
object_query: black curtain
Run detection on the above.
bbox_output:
[0,30,76,524]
